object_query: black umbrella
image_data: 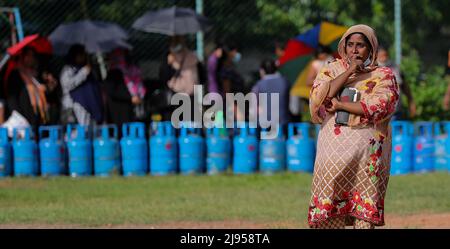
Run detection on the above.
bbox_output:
[49,20,129,55]
[99,39,133,52]
[132,6,211,35]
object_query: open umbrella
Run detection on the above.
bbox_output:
[99,39,133,52]
[49,20,129,55]
[278,22,347,98]
[7,34,52,56]
[132,6,211,35]
[0,34,52,71]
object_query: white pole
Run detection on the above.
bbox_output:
[395,0,402,66]
[195,0,205,111]
[195,0,204,62]
[96,52,107,80]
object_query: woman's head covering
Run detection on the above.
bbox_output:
[108,48,146,98]
[109,48,126,66]
[337,24,379,67]
[66,43,87,66]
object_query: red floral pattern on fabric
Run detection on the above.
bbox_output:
[308,190,385,226]
[379,67,395,81]
[365,81,376,94]
[367,133,385,184]
[360,68,400,124]
[323,97,333,108]
[334,124,342,136]
[318,105,327,120]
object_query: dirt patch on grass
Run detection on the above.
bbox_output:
[0,179,47,189]
[384,213,450,228]
[1,213,449,229]
[135,213,450,229]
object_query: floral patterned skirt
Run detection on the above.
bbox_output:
[308,115,392,227]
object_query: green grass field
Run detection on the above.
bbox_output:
[0,172,449,228]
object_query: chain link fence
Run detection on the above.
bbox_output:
[1,0,285,91]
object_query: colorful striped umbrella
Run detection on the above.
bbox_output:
[279,22,347,98]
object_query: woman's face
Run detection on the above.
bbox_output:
[75,51,87,66]
[22,49,37,68]
[377,49,389,64]
[345,33,371,61]
[228,49,237,59]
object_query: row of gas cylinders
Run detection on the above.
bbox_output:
[391,121,450,175]
[0,122,317,177]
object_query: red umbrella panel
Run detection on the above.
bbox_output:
[7,34,52,56]
[2,34,52,87]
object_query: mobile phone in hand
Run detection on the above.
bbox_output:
[335,87,358,125]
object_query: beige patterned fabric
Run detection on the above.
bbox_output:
[354,219,375,229]
[313,216,346,229]
[307,61,400,228]
[312,217,375,229]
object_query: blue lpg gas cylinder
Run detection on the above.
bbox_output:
[259,126,286,174]
[93,125,120,177]
[39,126,65,176]
[13,127,38,176]
[413,122,435,173]
[286,123,315,173]
[150,121,177,176]
[121,122,148,176]
[66,125,93,177]
[179,123,204,175]
[0,127,12,177]
[233,123,258,174]
[206,127,231,175]
[434,121,450,172]
[390,121,413,175]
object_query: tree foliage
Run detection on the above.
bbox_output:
[2,0,449,120]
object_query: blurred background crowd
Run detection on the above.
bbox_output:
[0,0,449,136]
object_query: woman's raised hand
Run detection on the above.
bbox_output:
[348,54,365,73]
[131,96,142,105]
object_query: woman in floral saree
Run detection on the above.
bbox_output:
[308,24,400,229]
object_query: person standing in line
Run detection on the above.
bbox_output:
[5,46,55,132]
[159,36,201,122]
[104,48,147,129]
[217,42,246,122]
[60,44,103,125]
[251,58,290,128]
[306,45,334,87]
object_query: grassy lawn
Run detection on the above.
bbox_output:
[0,172,449,227]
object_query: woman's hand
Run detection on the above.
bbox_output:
[131,96,142,105]
[168,53,180,70]
[37,84,47,92]
[84,64,92,74]
[326,98,341,113]
[327,57,362,99]
[348,54,365,73]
